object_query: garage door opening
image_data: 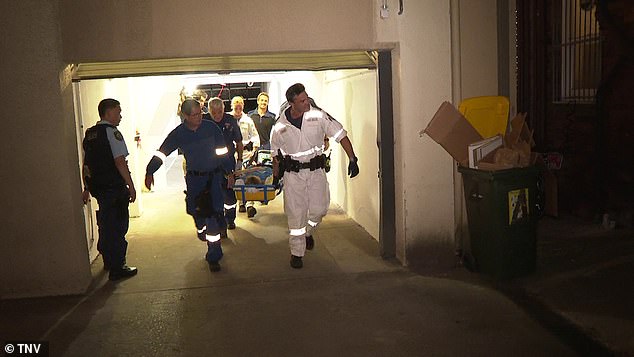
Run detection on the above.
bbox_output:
[72,53,392,265]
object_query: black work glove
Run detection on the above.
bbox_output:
[348,157,359,178]
[244,141,254,151]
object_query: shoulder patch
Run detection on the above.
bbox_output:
[113,130,124,141]
[85,131,98,141]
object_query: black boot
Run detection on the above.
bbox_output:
[290,255,303,269]
[208,261,221,272]
[247,206,257,218]
[305,235,314,250]
[109,265,138,281]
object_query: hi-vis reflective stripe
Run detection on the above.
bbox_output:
[290,227,306,236]
[307,220,318,227]
[224,203,237,210]
[333,128,345,141]
[154,151,167,162]
[206,234,221,242]
[215,146,229,155]
[280,144,325,158]
[197,226,207,234]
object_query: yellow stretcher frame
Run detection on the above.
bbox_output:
[234,184,278,204]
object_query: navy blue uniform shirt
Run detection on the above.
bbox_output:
[158,119,229,172]
[210,114,242,166]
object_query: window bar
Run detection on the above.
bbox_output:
[592,6,602,101]
[587,3,591,99]
[551,3,561,102]
[568,0,579,102]
[592,6,601,102]
[582,1,592,102]
[559,0,569,101]
[570,0,579,102]
[565,0,570,101]
[566,0,572,101]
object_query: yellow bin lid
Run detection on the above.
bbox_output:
[458,96,510,138]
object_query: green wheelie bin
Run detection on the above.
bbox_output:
[458,165,539,279]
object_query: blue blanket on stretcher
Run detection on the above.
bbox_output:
[234,166,274,186]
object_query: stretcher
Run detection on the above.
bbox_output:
[233,150,281,204]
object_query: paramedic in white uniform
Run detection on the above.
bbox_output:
[271,83,359,269]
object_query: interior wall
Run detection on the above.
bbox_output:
[323,70,380,240]
[0,1,91,298]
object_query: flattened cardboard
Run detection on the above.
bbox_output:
[505,113,527,148]
[521,124,536,148]
[422,102,483,165]
[469,134,504,168]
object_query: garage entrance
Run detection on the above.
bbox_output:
[71,50,395,264]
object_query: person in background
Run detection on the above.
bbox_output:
[230,96,260,167]
[209,97,243,230]
[248,92,276,151]
[144,99,232,272]
[230,96,260,217]
[194,89,210,116]
[81,98,138,281]
[271,83,359,269]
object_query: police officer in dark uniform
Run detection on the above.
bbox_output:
[144,99,232,272]
[207,97,243,231]
[82,98,138,281]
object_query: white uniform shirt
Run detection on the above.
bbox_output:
[232,112,260,147]
[270,106,347,162]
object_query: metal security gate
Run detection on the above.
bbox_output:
[551,0,601,103]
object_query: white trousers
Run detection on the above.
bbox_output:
[283,169,329,257]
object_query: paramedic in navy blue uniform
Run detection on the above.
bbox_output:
[207,97,244,230]
[81,98,138,281]
[144,99,231,272]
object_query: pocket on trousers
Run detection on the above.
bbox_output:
[195,189,213,217]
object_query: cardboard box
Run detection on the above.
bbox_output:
[422,101,483,166]
[423,101,536,171]
[506,113,535,149]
